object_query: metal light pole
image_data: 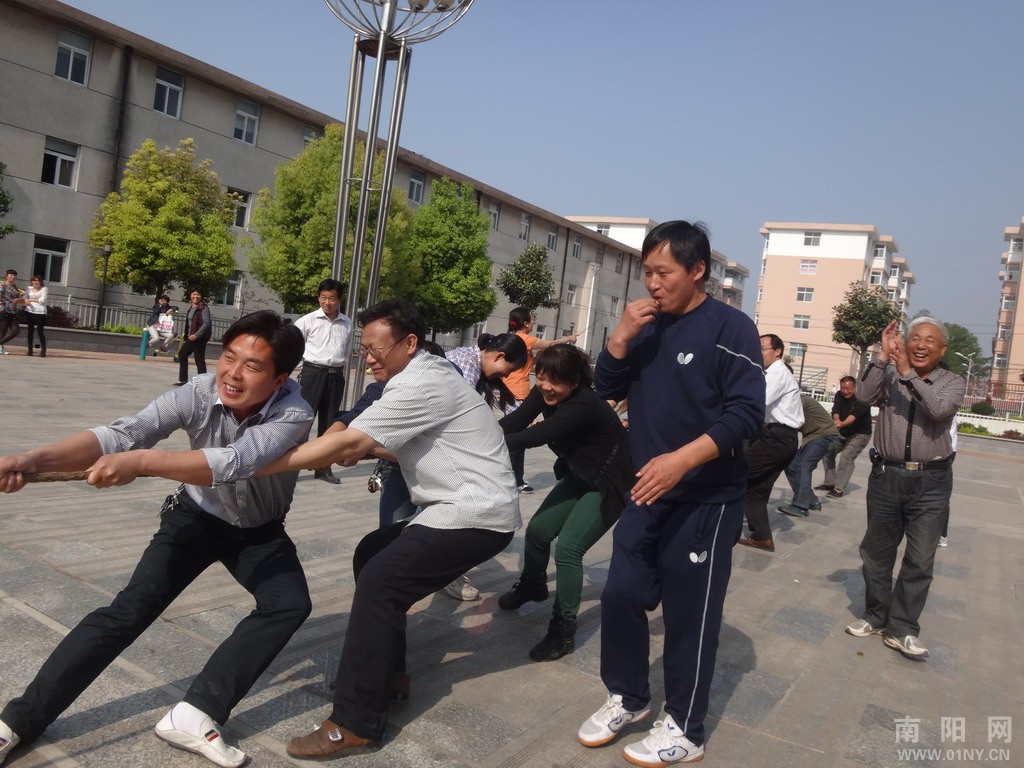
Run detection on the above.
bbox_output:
[955,351,975,395]
[96,242,112,330]
[322,0,474,406]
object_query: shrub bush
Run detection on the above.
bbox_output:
[16,306,78,328]
[958,423,989,435]
[970,401,995,416]
[1000,430,1024,441]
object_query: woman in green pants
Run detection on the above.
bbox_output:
[498,345,634,661]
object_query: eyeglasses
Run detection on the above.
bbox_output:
[358,340,400,360]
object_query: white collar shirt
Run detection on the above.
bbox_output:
[294,307,353,367]
[764,359,804,428]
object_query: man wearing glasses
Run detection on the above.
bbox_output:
[258,299,521,760]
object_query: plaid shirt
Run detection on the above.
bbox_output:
[0,281,21,314]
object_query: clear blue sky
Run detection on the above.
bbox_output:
[64,0,1024,350]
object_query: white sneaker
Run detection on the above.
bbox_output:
[623,715,705,765]
[0,345,7,355]
[443,574,480,601]
[938,536,948,548]
[578,693,651,747]
[154,709,246,768]
[883,633,929,660]
[845,619,883,638]
[0,719,20,766]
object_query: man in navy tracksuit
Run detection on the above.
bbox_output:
[579,220,765,765]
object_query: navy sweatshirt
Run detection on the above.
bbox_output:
[595,296,765,504]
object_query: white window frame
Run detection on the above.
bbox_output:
[994,354,1007,369]
[596,244,605,267]
[153,67,184,118]
[615,252,624,274]
[796,286,814,302]
[799,259,817,275]
[547,225,558,251]
[611,296,619,316]
[32,236,68,285]
[534,324,547,339]
[519,212,532,241]
[566,283,577,305]
[215,270,243,307]
[571,235,582,260]
[488,201,501,231]
[873,243,887,258]
[793,314,810,329]
[1002,296,1016,311]
[756,287,763,302]
[55,29,91,85]
[228,188,250,229]
[790,342,807,358]
[596,223,610,236]
[803,231,821,246]
[869,271,883,285]
[41,137,78,188]
[234,99,260,145]
[889,265,900,277]
[1011,238,1023,253]
[408,169,425,204]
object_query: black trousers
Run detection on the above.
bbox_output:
[178,337,209,381]
[331,522,513,740]
[299,364,346,437]
[0,312,18,344]
[0,493,311,743]
[743,423,798,540]
[25,314,46,351]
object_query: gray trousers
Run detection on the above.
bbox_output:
[823,432,871,491]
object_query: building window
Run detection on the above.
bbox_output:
[869,271,883,285]
[803,231,821,246]
[1002,296,1016,311]
[303,126,322,145]
[611,296,619,316]
[216,271,243,307]
[873,243,887,258]
[763,235,770,250]
[633,259,642,280]
[889,265,900,277]
[994,354,1007,369]
[408,169,425,204]
[571,235,582,260]
[887,289,898,302]
[754,313,759,324]
[41,137,78,188]
[760,259,767,276]
[153,67,184,118]
[488,201,500,231]
[756,287,763,302]
[55,29,91,85]
[534,324,547,339]
[1011,238,1023,253]
[997,325,1011,340]
[793,315,810,329]
[519,212,532,241]
[597,223,610,236]
[547,225,558,251]
[790,342,807,358]
[796,287,814,302]
[234,99,260,145]
[615,252,624,274]
[228,189,250,229]
[567,283,577,305]
[596,244,605,267]
[33,236,68,285]
[799,259,817,275]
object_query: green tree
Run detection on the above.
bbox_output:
[832,282,902,370]
[408,177,495,336]
[245,123,416,313]
[88,139,236,298]
[496,243,558,311]
[0,161,16,239]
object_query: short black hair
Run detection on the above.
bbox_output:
[221,310,304,375]
[761,333,784,355]
[641,220,711,280]
[507,306,532,332]
[356,299,426,347]
[317,278,344,297]
[534,345,593,389]
[840,375,856,386]
[5,269,16,277]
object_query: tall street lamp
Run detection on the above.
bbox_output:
[96,242,112,330]
[955,350,975,394]
[322,0,474,405]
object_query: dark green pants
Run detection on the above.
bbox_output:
[522,473,615,626]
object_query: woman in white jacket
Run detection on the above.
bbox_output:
[23,275,47,357]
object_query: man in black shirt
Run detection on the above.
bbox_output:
[818,375,871,498]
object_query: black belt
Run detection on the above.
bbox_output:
[869,448,953,471]
[303,361,345,374]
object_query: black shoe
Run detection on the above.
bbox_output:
[498,577,549,610]
[814,484,834,491]
[40,350,46,357]
[173,381,186,387]
[826,488,844,498]
[529,619,576,662]
[314,469,341,484]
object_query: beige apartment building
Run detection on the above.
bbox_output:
[990,218,1024,398]
[755,222,912,392]
[0,0,652,357]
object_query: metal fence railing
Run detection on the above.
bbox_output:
[50,294,232,342]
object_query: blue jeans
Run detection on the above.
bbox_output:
[859,461,952,637]
[784,435,840,508]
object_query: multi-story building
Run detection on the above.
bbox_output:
[990,218,1024,398]
[755,222,912,392]
[0,0,651,358]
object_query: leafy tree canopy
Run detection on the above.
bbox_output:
[832,282,903,364]
[407,177,495,335]
[245,123,416,314]
[0,161,16,240]
[496,242,558,311]
[88,139,236,298]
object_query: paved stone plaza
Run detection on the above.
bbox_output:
[0,348,1021,767]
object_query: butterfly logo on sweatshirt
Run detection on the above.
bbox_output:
[676,352,694,365]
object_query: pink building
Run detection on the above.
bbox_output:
[991,219,1024,398]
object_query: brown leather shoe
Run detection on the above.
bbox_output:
[738,537,775,552]
[286,720,378,759]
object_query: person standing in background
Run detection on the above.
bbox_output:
[175,288,212,386]
[0,269,23,355]
[502,307,577,493]
[23,275,47,357]
[294,279,353,484]
[818,375,873,499]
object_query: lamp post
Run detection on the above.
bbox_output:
[96,242,112,330]
[955,351,975,395]
[322,0,474,406]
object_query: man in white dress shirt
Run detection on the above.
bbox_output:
[294,278,353,483]
[738,334,804,552]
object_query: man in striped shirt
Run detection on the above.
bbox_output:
[0,311,314,768]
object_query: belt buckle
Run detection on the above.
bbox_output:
[905,461,921,471]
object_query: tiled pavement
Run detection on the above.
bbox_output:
[0,348,1021,767]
